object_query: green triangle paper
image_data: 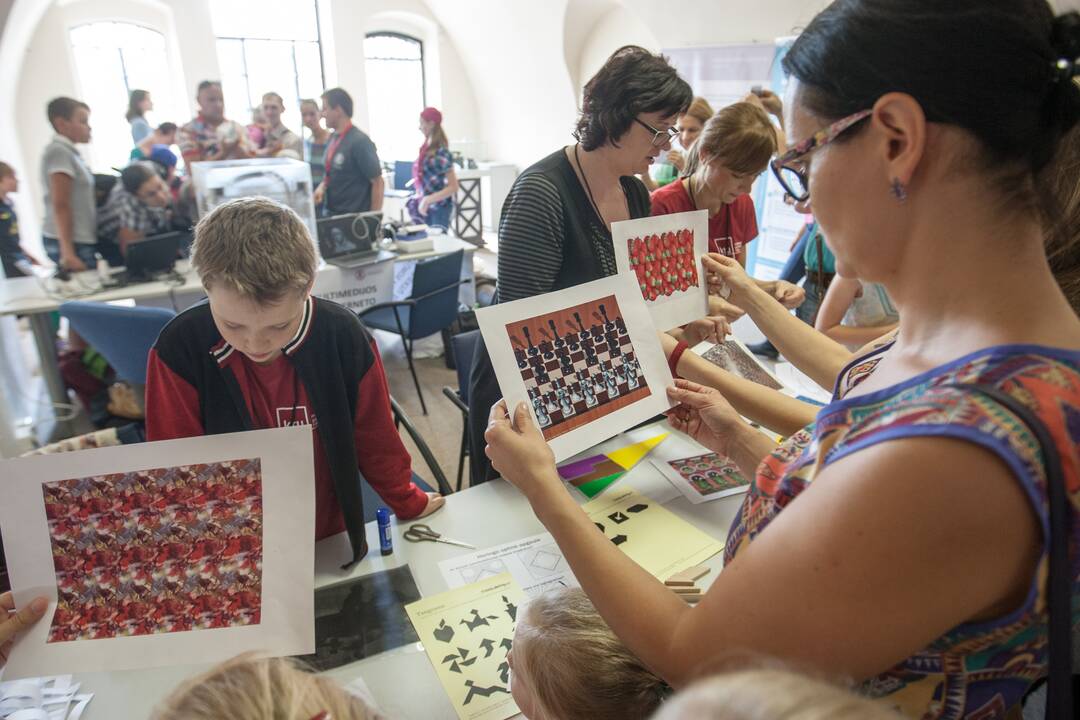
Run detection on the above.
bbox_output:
[576,471,625,498]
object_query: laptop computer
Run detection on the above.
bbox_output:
[110,230,189,284]
[317,212,394,268]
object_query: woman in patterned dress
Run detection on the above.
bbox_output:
[484,1,1080,718]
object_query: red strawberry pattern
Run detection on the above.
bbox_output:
[628,229,699,302]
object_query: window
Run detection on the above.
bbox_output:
[69,22,180,171]
[210,0,325,145]
[364,33,426,163]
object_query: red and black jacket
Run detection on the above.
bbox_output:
[146,297,414,568]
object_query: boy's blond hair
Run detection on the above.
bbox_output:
[191,197,317,304]
[152,654,382,720]
[684,102,778,177]
[652,668,905,720]
[515,587,667,720]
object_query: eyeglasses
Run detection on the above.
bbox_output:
[769,109,872,202]
[634,117,678,148]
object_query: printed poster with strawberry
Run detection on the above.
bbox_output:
[612,209,709,331]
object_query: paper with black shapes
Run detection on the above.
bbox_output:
[582,486,724,580]
[297,565,421,672]
[406,573,526,720]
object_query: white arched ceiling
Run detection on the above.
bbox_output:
[561,0,620,102]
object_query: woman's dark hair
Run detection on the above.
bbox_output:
[574,46,692,151]
[120,161,158,195]
[783,1,1080,201]
[126,89,149,121]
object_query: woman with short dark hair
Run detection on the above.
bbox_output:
[466,45,692,485]
[485,2,1080,718]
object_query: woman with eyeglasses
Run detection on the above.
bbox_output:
[485,2,1080,717]
[651,101,805,320]
[465,45,693,486]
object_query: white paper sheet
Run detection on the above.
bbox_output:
[439,533,578,598]
[774,362,834,405]
[477,274,675,462]
[0,675,91,720]
[612,210,709,331]
[0,427,316,680]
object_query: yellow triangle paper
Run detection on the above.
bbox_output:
[608,432,669,471]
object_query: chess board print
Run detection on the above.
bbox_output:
[668,453,748,498]
[506,294,652,441]
[42,458,263,642]
[628,229,699,301]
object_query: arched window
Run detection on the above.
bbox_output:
[69,22,179,170]
[211,0,326,141]
[364,32,426,163]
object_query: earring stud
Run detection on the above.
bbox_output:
[891,178,908,203]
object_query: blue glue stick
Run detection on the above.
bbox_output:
[377,507,393,556]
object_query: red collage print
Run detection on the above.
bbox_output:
[628,229,699,301]
[42,458,263,643]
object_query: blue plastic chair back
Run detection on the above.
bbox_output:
[408,250,463,339]
[59,302,176,385]
[394,160,414,191]
[450,330,480,405]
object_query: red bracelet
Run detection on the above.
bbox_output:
[668,340,689,379]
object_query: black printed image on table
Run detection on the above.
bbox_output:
[505,295,651,440]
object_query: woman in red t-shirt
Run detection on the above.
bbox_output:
[651,98,804,316]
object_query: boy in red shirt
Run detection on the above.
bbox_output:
[146,197,443,568]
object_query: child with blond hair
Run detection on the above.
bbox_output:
[509,587,668,719]
[153,654,383,720]
[145,198,443,568]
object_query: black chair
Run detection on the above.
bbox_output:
[441,330,480,492]
[358,250,467,414]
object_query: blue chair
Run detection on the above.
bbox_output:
[441,330,480,491]
[359,250,466,414]
[393,160,414,191]
[59,302,176,385]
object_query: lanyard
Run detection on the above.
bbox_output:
[323,123,352,178]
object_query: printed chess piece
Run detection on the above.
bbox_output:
[573,312,589,343]
[564,326,580,351]
[514,346,527,369]
[558,387,575,416]
[605,368,620,397]
[570,382,584,403]
[625,359,640,389]
[616,364,628,385]
[523,326,539,357]
[590,322,604,339]
[544,392,559,414]
[540,339,555,360]
[533,395,551,427]
[549,320,566,349]
[599,303,616,332]
[615,315,626,332]
[592,373,605,396]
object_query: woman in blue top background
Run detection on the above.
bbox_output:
[408,106,458,230]
[126,89,153,144]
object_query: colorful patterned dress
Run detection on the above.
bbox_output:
[724,342,1080,719]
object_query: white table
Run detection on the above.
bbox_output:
[0,235,476,444]
[65,421,740,719]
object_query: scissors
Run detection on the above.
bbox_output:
[403,523,476,549]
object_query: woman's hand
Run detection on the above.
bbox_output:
[707,295,747,323]
[666,379,745,456]
[704,253,757,306]
[681,316,732,347]
[668,150,686,172]
[484,400,563,504]
[1,592,47,668]
[770,280,806,310]
[419,195,432,215]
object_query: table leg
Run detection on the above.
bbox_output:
[29,312,74,440]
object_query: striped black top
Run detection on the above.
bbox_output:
[496,148,651,303]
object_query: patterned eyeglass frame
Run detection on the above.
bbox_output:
[770,109,873,202]
[634,117,679,147]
